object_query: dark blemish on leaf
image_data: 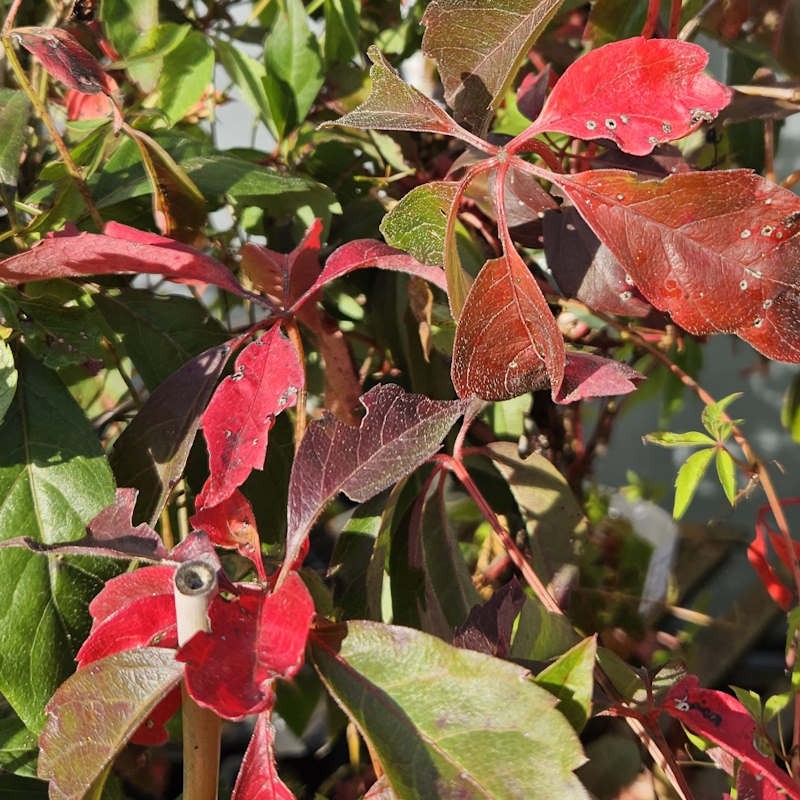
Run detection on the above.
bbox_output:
[761,225,774,236]
[224,430,233,438]
[605,118,617,130]
[782,211,800,228]
[252,438,258,446]
[585,120,597,131]
[740,229,751,239]
[739,280,748,290]
[625,274,634,286]
[16,310,30,322]
[753,317,763,327]
[231,366,245,381]
[662,121,672,134]
[648,136,658,144]
[690,108,716,124]
[763,298,773,309]
[620,291,633,301]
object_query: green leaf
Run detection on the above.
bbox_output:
[488,442,586,584]
[595,647,645,704]
[324,0,361,66]
[645,430,716,448]
[0,339,17,425]
[536,636,597,732]
[94,288,227,391]
[0,89,31,210]
[782,372,800,444]
[510,595,580,662]
[312,621,589,799]
[0,773,48,798]
[700,392,742,440]
[154,30,215,126]
[715,447,737,506]
[264,0,324,133]
[730,685,762,722]
[414,473,481,636]
[101,0,159,55]
[586,0,650,47]
[38,648,184,800]
[0,350,116,732]
[0,710,38,777]
[672,447,715,520]
[380,181,458,268]
[215,38,272,129]
[0,288,108,370]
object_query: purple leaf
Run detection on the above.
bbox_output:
[283,384,468,573]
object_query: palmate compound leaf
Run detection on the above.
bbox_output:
[451,247,641,403]
[0,222,244,297]
[201,325,303,508]
[38,648,184,800]
[421,0,565,135]
[311,621,590,800]
[523,37,731,156]
[282,384,469,576]
[558,169,800,362]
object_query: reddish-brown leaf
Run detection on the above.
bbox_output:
[525,37,731,156]
[559,169,800,362]
[0,222,244,295]
[232,712,296,800]
[283,384,468,574]
[13,26,109,95]
[192,484,266,581]
[201,325,304,507]
[177,573,314,721]
[662,676,800,800]
[557,352,642,404]
[451,249,564,401]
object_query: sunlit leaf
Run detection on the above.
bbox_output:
[312,621,590,799]
[529,37,731,156]
[38,648,184,800]
[232,713,295,800]
[536,636,596,732]
[645,431,716,448]
[283,384,468,573]
[672,447,714,519]
[559,169,800,362]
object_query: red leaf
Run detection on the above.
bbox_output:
[177,573,314,721]
[232,712,296,800]
[76,565,177,666]
[192,484,266,581]
[747,500,798,610]
[559,169,800,362]
[201,325,304,507]
[0,223,244,296]
[283,384,468,573]
[291,240,448,313]
[662,676,800,800]
[451,249,564,402]
[737,763,788,800]
[526,37,731,156]
[129,687,181,746]
[13,26,110,95]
